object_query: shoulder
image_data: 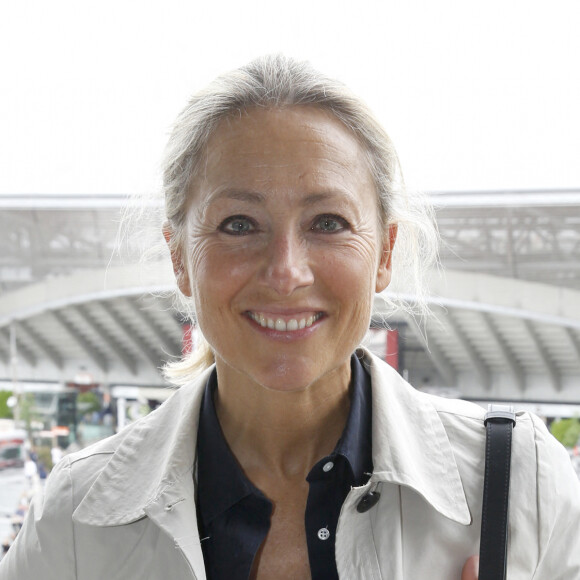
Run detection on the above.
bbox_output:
[362,346,555,445]
[361,347,485,433]
[362,346,574,488]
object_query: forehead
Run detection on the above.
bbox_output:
[193,106,375,200]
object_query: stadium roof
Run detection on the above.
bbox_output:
[1,191,580,410]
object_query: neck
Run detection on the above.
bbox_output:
[214,358,352,481]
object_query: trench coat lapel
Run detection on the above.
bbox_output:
[143,475,206,577]
[360,349,471,525]
[73,366,214,575]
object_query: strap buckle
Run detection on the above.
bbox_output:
[484,404,516,426]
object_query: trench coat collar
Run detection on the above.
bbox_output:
[359,348,472,526]
[73,365,214,528]
[73,349,470,530]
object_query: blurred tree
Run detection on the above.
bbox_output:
[36,445,54,472]
[0,390,14,419]
[77,391,102,416]
[19,393,39,438]
[550,418,580,448]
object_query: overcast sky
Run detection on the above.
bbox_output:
[1,0,579,196]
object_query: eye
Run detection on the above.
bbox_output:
[219,215,257,236]
[311,214,349,233]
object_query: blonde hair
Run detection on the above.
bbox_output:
[161,54,439,385]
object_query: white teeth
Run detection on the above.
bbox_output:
[249,312,321,332]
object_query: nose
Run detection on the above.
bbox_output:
[259,231,314,296]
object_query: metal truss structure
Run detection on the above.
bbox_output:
[0,195,153,292]
[434,190,580,289]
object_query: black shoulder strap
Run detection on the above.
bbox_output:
[479,404,516,580]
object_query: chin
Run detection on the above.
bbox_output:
[250,356,319,392]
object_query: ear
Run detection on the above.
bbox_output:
[375,223,397,293]
[162,222,192,297]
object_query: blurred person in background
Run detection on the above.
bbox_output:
[1,55,579,580]
[50,445,63,466]
[23,455,37,489]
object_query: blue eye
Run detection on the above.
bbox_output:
[219,215,256,235]
[312,214,348,233]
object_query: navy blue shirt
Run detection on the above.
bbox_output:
[196,355,373,579]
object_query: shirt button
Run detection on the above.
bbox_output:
[322,461,334,473]
[317,527,330,541]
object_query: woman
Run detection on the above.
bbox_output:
[1,55,579,580]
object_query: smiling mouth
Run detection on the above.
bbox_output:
[246,311,324,332]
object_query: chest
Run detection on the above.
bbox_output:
[250,502,311,580]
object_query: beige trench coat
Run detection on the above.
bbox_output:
[1,349,579,579]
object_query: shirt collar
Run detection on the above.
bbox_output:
[333,354,372,485]
[196,370,270,526]
[72,348,471,529]
[197,354,372,524]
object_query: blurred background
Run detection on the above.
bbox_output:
[1,0,579,554]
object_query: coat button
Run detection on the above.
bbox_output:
[356,491,381,513]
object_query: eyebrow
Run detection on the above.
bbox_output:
[204,189,264,204]
[198,189,265,213]
[300,192,344,206]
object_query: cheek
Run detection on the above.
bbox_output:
[315,236,380,330]
[185,237,222,316]
[187,238,256,310]
[324,234,380,287]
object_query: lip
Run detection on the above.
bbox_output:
[248,307,324,316]
[244,309,326,337]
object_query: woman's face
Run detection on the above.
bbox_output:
[174,106,395,392]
